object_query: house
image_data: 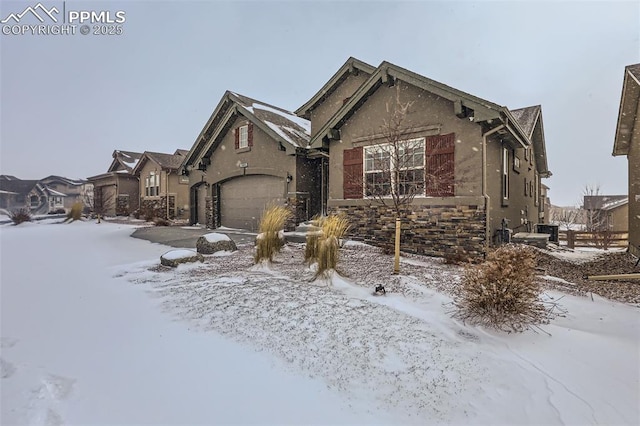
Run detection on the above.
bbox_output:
[305,59,551,257]
[132,149,190,220]
[583,195,629,232]
[613,63,640,257]
[180,91,318,231]
[87,150,142,217]
[0,175,64,214]
[39,175,88,211]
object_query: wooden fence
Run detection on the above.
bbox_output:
[558,230,628,249]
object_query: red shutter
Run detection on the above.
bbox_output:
[425,133,455,196]
[248,123,254,147]
[343,147,363,199]
[234,128,239,149]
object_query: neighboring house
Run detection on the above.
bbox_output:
[39,175,87,210]
[0,175,63,214]
[583,195,629,232]
[613,63,640,257]
[132,149,190,220]
[306,59,551,257]
[87,150,142,217]
[180,91,317,231]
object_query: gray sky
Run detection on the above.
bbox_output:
[1,0,638,206]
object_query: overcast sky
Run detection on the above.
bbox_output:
[1,0,638,206]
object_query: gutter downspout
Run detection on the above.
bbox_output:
[166,170,171,220]
[482,124,506,249]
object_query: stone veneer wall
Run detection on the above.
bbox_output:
[140,196,176,220]
[116,195,129,216]
[206,196,215,229]
[329,203,486,258]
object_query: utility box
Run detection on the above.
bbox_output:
[536,224,559,243]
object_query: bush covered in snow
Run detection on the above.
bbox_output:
[453,244,550,332]
[10,208,32,225]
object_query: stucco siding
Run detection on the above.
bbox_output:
[310,72,370,138]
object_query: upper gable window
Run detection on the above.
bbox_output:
[239,125,249,149]
[235,123,253,151]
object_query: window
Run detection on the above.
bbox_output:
[514,154,521,172]
[364,138,425,197]
[238,125,249,149]
[534,173,539,206]
[145,171,160,196]
[502,147,509,201]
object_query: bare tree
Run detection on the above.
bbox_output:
[550,206,580,231]
[85,186,115,223]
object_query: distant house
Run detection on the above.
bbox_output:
[613,63,640,256]
[87,150,142,217]
[583,195,629,232]
[132,149,190,220]
[0,175,63,214]
[180,91,318,231]
[39,175,87,210]
[305,58,551,257]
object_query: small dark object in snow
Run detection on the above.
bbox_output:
[374,285,386,296]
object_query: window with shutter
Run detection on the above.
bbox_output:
[343,147,363,199]
[425,133,455,196]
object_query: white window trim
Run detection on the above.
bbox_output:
[239,125,249,149]
[363,138,426,198]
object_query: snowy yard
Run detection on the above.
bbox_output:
[1,221,639,425]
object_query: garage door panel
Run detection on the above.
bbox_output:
[220,175,285,231]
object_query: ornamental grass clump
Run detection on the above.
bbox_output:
[10,208,31,225]
[314,214,350,277]
[255,204,292,263]
[453,244,550,332]
[64,202,84,223]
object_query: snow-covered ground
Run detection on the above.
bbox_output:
[1,221,639,425]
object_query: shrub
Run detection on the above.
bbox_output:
[304,230,323,264]
[255,205,292,263]
[452,245,549,332]
[10,208,31,225]
[153,217,170,227]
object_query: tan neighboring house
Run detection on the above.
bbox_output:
[306,59,551,257]
[613,63,640,257]
[39,175,87,211]
[180,91,318,231]
[133,149,190,220]
[583,195,629,232]
[87,150,142,216]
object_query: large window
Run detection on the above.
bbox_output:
[364,138,425,197]
[145,171,160,196]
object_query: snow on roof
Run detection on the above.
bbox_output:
[45,187,68,197]
[509,105,540,139]
[231,92,310,148]
[114,150,143,172]
[601,197,628,210]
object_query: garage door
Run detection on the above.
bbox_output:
[220,175,285,231]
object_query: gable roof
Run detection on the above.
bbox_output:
[40,175,86,186]
[182,91,311,170]
[295,57,376,119]
[132,149,189,176]
[107,150,143,173]
[613,63,640,156]
[583,195,628,211]
[0,176,39,196]
[510,105,540,139]
[309,60,533,151]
